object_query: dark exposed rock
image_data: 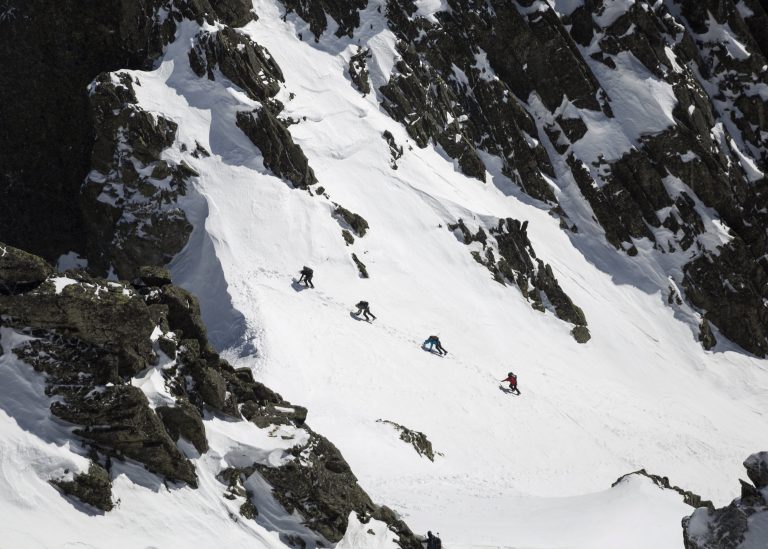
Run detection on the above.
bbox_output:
[136,265,172,287]
[279,0,368,39]
[352,253,369,279]
[81,72,193,279]
[348,47,371,95]
[188,27,284,102]
[613,469,713,510]
[334,205,369,237]
[52,463,114,512]
[382,130,404,169]
[51,385,197,486]
[571,325,591,344]
[156,401,209,453]
[682,451,768,549]
[201,0,256,27]
[0,0,177,263]
[377,419,439,461]
[237,108,318,188]
[683,241,768,358]
[447,217,588,340]
[0,242,53,295]
[256,433,421,547]
[745,452,768,490]
[342,230,355,245]
[698,319,717,351]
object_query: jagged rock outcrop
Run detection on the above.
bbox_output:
[348,47,371,95]
[52,463,114,512]
[0,244,422,546]
[0,243,53,295]
[237,108,318,188]
[377,419,439,462]
[682,452,768,549]
[278,0,368,39]
[188,27,284,101]
[614,469,713,510]
[81,72,193,279]
[450,217,590,342]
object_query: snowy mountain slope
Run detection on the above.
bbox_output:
[77,0,768,546]
[2,0,768,547]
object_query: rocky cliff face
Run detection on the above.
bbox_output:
[0,242,421,546]
[2,0,767,355]
[682,452,768,549]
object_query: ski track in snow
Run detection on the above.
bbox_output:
[3,1,768,547]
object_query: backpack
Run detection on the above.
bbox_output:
[357,301,368,308]
[435,536,442,549]
[302,266,313,275]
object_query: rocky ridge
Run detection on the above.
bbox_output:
[0,243,421,546]
[683,452,768,549]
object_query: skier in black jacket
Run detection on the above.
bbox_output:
[298,266,314,288]
[354,300,376,321]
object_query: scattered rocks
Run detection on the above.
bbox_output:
[278,0,367,39]
[156,402,208,454]
[333,205,369,237]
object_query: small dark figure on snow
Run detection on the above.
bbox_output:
[501,372,520,394]
[298,266,314,288]
[425,531,442,549]
[423,335,447,356]
[354,300,376,321]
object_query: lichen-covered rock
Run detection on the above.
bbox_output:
[682,452,768,549]
[0,242,53,295]
[236,108,318,188]
[136,265,173,287]
[52,463,114,512]
[156,401,208,453]
[52,385,197,486]
[189,27,283,101]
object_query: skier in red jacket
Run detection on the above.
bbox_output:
[501,372,520,395]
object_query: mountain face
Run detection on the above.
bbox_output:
[1,0,768,547]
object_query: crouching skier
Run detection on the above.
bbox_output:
[298,266,314,288]
[354,300,376,321]
[423,335,447,356]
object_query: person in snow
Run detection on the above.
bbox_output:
[423,335,447,355]
[354,300,376,321]
[425,531,442,549]
[501,372,520,394]
[298,266,314,288]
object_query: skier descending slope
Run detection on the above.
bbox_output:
[423,335,448,356]
[352,300,376,321]
[501,372,521,395]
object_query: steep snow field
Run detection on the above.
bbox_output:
[141,1,767,546]
[2,1,768,547]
